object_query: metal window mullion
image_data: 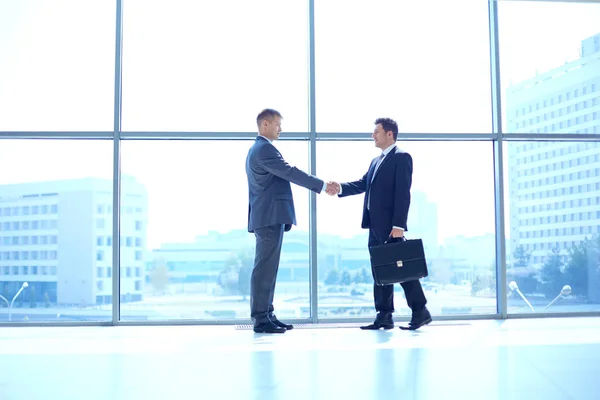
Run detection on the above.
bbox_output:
[315,132,497,140]
[308,0,319,323]
[0,131,114,139]
[111,0,124,325]
[489,0,507,318]
[118,131,311,140]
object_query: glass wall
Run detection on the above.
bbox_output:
[497,1,600,314]
[0,1,116,131]
[498,1,600,136]
[121,0,310,132]
[1,0,599,325]
[0,140,114,322]
[315,0,492,133]
[504,141,600,314]
[317,141,497,317]
[119,140,310,321]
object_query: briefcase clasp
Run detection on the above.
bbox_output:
[396,260,403,268]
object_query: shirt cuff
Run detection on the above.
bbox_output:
[321,182,327,193]
[392,226,404,231]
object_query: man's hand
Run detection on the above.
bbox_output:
[326,181,340,196]
[390,227,404,238]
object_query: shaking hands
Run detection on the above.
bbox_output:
[325,181,340,196]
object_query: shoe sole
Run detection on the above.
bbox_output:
[360,324,394,330]
[399,317,432,331]
[253,329,286,333]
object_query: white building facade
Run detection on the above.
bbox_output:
[0,176,147,306]
[506,33,600,266]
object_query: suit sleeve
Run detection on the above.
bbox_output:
[259,144,324,193]
[392,153,413,230]
[339,172,368,198]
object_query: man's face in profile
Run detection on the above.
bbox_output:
[263,116,282,141]
[372,123,393,149]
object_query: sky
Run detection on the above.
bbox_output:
[0,0,599,249]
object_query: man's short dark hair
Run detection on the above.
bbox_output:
[257,108,282,127]
[375,117,398,141]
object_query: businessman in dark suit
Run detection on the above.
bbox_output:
[247,108,336,334]
[327,118,431,330]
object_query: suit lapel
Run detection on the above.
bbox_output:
[370,146,397,186]
[366,158,378,187]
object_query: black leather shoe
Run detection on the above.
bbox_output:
[253,321,286,334]
[399,308,432,331]
[360,319,394,330]
[270,315,293,330]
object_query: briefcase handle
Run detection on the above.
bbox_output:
[385,236,407,244]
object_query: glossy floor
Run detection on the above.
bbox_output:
[1,317,599,399]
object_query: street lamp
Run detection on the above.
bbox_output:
[0,294,8,308]
[508,281,535,312]
[509,281,572,313]
[7,282,29,322]
[544,285,572,311]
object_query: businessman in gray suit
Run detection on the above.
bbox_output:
[246,108,336,334]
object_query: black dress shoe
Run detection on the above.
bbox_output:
[253,321,286,334]
[360,319,394,330]
[399,308,432,331]
[270,315,294,330]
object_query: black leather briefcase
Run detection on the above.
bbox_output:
[369,237,428,286]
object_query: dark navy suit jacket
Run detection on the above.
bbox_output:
[246,136,324,233]
[339,146,413,232]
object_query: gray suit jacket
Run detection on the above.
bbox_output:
[246,136,324,233]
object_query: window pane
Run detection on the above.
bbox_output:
[0,140,113,323]
[504,141,600,314]
[0,1,116,131]
[317,141,497,317]
[120,140,310,321]
[122,0,309,132]
[499,2,600,135]
[315,0,492,133]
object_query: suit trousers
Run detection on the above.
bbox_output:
[368,228,427,318]
[250,224,285,324]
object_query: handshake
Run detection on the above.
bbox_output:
[325,181,341,196]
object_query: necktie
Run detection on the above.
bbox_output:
[370,153,386,184]
[367,153,386,210]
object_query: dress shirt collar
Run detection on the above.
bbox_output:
[381,143,397,157]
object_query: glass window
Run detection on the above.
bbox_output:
[0,1,116,130]
[498,2,600,134]
[317,141,497,317]
[120,140,310,321]
[504,141,600,313]
[122,0,309,132]
[0,140,113,321]
[315,0,492,133]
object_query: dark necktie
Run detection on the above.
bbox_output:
[367,153,386,209]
